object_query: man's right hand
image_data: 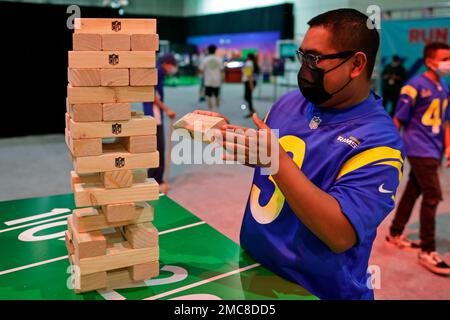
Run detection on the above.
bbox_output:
[192,110,230,124]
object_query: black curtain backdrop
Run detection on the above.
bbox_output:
[0,2,293,137]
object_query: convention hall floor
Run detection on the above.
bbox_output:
[1,82,448,299]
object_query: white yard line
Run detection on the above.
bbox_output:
[0,214,71,234]
[0,220,206,276]
[4,209,71,226]
[144,263,261,300]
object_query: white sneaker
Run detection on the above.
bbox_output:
[385,234,421,252]
[418,251,450,275]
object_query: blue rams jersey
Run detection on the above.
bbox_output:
[240,90,405,300]
[395,74,450,160]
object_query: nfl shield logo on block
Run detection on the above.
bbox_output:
[115,157,125,168]
[112,123,122,135]
[109,54,119,66]
[111,21,121,32]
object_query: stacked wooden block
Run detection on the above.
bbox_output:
[64,18,161,293]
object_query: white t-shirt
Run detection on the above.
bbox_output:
[242,60,254,82]
[200,55,224,88]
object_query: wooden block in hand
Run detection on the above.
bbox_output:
[73,202,153,233]
[174,112,227,142]
[68,51,155,68]
[129,68,158,86]
[67,85,154,104]
[118,135,157,153]
[100,69,129,86]
[67,216,107,259]
[74,18,156,34]
[130,34,159,51]
[74,178,159,206]
[66,128,102,157]
[73,33,102,51]
[68,68,101,87]
[102,103,131,121]
[102,202,136,222]
[124,222,158,249]
[130,261,159,281]
[100,170,133,189]
[102,34,130,51]
[69,103,103,122]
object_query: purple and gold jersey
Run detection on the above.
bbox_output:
[240,90,404,300]
[395,74,450,160]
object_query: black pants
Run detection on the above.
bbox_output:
[147,124,165,184]
[382,89,400,117]
[390,157,443,252]
[244,80,256,114]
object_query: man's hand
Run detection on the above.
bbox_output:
[220,113,279,170]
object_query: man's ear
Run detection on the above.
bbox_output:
[350,52,368,78]
[424,57,434,70]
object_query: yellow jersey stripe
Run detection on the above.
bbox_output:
[375,160,404,182]
[400,85,418,104]
[336,146,404,180]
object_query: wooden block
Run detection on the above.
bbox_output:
[65,112,70,131]
[69,115,156,139]
[65,230,75,255]
[102,202,136,222]
[68,51,155,68]
[74,18,156,34]
[65,128,102,157]
[174,112,227,142]
[67,85,154,104]
[100,68,129,86]
[77,242,159,275]
[74,178,159,206]
[129,68,158,86]
[130,261,159,281]
[100,170,133,189]
[70,170,147,191]
[73,202,153,233]
[68,68,101,87]
[102,103,131,121]
[130,34,159,51]
[69,103,103,122]
[133,169,148,183]
[67,216,107,259]
[72,147,159,174]
[102,33,131,51]
[72,271,107,293]
[73,33,102,51]
[124,222,158,249]
[118,135,157,153]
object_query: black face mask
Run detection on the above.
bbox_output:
[297,56,354,105]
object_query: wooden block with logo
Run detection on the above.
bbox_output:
[69,103,103,122]
[100,69,129,86]
[67,216,107,259]
[73,146,159,173]
[73,33,102,51]
[130,261,159,281]
[124,222,158,249]
[129,68,158,86]
[68,51,155,68]
[74,18,156,34]
[73,202,153,233]
[100,170,133,189]
[65,129,102,157]
[118,135,157,153]
[68,68,101,87]
[130,34,159,51]
[102,202,136,222]
[67,85,154,104]
[69,115,156,139]
[73,178,159,206]
[102,103,131,121]
[102,34,130,51]
[174,112,227,142]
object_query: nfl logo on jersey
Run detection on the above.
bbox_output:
[309,116,322,130]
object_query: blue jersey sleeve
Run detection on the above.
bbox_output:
[395,84,419,123]
[328,156,404,244]
[446,99,450,122]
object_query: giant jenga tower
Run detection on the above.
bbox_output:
[64,18,161,293]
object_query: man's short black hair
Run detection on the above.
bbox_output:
[208,44,217,55]
[392,55,400,62]
[308,8,380,80]
[423,42,449,61]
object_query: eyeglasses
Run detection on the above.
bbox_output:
[296,50,358,70]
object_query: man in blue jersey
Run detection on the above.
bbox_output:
[195,9,403,299]
[386,42,450,275]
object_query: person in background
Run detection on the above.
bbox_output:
[143,54,177,193]
[198,48,208,102]
[243,53,260,118]
[386,42,450,275]
[199,45,224,110]
[382,55,406,117]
